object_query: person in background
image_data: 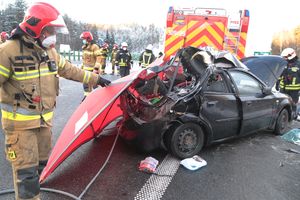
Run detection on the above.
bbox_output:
[277,47,300,118]
[99,42,109,75]
[0,31,9,44]
[110,43,119,75]
[0,3,110,199]
[139,44,156,68]
[115,42,132,77]
[80,31,102,98]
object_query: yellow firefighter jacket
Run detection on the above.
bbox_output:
[111,49,118,66]
[0,36,98,131]
[82,43,102,72]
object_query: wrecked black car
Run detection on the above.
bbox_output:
[119,47,295,158]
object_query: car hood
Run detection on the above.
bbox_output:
[241,55,287,87]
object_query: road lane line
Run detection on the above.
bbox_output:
[134,154,180,200]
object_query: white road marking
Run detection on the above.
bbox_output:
[134,154,180,200]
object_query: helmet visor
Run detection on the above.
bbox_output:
[48,15,69,34]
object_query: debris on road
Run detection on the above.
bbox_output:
[180,155,207,171]
[138,157,159,173]
[281,129,300,145]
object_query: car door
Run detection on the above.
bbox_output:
[228,70,274,135]
[201,72,241,140]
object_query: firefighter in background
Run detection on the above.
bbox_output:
[0,31,9,44]
[0,2,110,200]
[115,42,132,77]
[80,31,102,98]
[139,44,156,68]
[277,48,300,116]
[99,42,109,75]
[110,43,119,75]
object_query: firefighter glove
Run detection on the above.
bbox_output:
[97,76,111,87]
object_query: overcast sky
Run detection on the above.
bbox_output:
[1,0,300,55]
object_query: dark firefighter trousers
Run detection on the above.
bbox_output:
[3,127,51,200]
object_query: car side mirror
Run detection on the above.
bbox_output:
[262,86,272,95]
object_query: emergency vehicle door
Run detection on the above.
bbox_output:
[184,15,227,50]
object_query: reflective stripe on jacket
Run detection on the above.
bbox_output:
[0,36,98,131]
[115,49,132,67]
[82,43,101,70]
[279,63,300,91]
[139,50,155,68]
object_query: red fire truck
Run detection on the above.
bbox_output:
[164,7,250,60]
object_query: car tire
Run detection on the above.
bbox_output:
[274,109,289,135]
[165,123,204,159]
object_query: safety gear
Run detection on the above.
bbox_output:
[82,39,87,45]
[115,48,132,77]
[80,31,93,42]
[97,76,111,87]
[19,2,68,38]
[122,47,127,51]
[121,42,128,47]
[1,31,8,40]
[113,44,118,50]
[4,127,51,199]
[41,34,57,48]
[146,44,153,51]
[0,36,99,130]
[281,48,297,60]
[111,48,118,74]
[81,42,102,95]
[139,50,156,68]
[102,42,109,49]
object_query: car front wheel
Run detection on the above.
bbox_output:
[165,123,204,159]
[274,109,289,135]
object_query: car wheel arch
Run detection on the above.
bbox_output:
[274,107,290,135]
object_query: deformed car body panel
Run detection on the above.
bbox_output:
[40,47,293,182]
[241,55,287,87]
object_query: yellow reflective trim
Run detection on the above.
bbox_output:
[1,110,53,121]
[83,71,87,83]
[59,56,66,68]
[291,67,298,72]
[83,66,94,71]
[0,70,9,78]
[42,112,54,121]
[86,71,91,83]
[0,65,10,72]
[12,70,57,80]
[0,65,10,78]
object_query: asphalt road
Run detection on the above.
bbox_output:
[0,74,300,200]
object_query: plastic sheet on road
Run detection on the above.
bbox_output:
[281,128,300,145]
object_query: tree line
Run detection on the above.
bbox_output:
[271,26,300,56]
[0,0,163,54]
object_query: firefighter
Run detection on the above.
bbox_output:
[110,43,119,75]
[99,42,109,75]
[277,48,300,118]
[139,44,156,68]
[0,31,9,44]
[115,42,132,77]
[80,31,102,98]
[0,2,110,200]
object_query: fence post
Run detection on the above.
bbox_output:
[68,50,71,60]
[78,51,81,61]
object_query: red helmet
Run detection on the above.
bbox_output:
[102,42,109,48]
[80,31,93,42]
[1,32,8,39]
[113,44,118,49]
[19,2,68,38]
